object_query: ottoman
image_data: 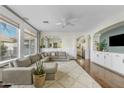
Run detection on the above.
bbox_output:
[43,63,58,80]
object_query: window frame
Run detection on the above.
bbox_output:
[0,15,38,65]
[0,17,20,63]
[24,30,37,57]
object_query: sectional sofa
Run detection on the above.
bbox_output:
[2,53,58,85]
[43,51,70,61]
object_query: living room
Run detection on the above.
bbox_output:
[0,5,94,88]
[0,1,124,91]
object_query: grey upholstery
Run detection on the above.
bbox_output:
[30,54,40,64]
[43,63,58,74]
[2,53,57,85]
[42,56,50,62]
[50,52,69,61]
[43,52,48,57]
[58,52,66,56]
[43,63,58,80]
[2,67,34,85]
[2,52,69,85]
[15,57,32,67]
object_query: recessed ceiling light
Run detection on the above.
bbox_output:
[43,21,49,23]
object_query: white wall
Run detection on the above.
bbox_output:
[41,31,86,58]
[0,6,38,58]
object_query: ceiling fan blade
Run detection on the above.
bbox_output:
[56,22,62,25]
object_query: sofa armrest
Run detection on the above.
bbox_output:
[2,67,34,85]
[40,56,50,62]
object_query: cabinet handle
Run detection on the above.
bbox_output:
[104,56,106,59]
[97,54,99,57]
[123,59,124,63]
[115,55,119,57]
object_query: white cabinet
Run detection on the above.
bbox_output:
[111,53,124,74]
[93,51,124,75]
[98,52,104,66]
[94,51,104,66]
[119,56,124,74]
[94,52,99,64]
[111,53,122,73]
[104,53,112,69]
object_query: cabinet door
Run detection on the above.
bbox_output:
[94,52,100,64]
[94,52,104,66]
[95,53,99,64]
[104,53,112,69]
[111,54,122,73]
[97,52,104,66]
[119,55,124,74]
[94,52,99,64]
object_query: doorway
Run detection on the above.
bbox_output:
[76,35,91,66]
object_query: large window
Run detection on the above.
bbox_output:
[24,30,36,56]
[30,39,35,54]
[0,21,18,61]
[0,15,37,63]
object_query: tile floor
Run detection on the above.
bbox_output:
[10,60,101,88]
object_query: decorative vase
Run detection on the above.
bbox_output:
[33,74,46,88]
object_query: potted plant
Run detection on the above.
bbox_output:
[96,39,107,51]
[33,61,46,88]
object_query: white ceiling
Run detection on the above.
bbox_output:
[8,5,124,33]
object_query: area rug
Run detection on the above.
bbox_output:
[10,60,101,88]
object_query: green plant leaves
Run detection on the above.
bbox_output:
[34,61,45,75]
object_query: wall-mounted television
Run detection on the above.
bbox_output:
[109,34,124,46]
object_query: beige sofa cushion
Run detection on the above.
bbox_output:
[41,54,45,58]
[58,52,66,56]
[43,52,48,57]
[55,52,59,56]
[41,56,49,62]
[51,52,55,56]
[2,67,34,85]
[47,52,50,56]
[30,54,40,64]
[15,57,32,67]
[37,53,42,59]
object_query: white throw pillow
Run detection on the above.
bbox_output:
[51,52,55,56]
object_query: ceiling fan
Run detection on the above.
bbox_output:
[56,14,78,28]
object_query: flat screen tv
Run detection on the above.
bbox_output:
[109,34,124,46]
